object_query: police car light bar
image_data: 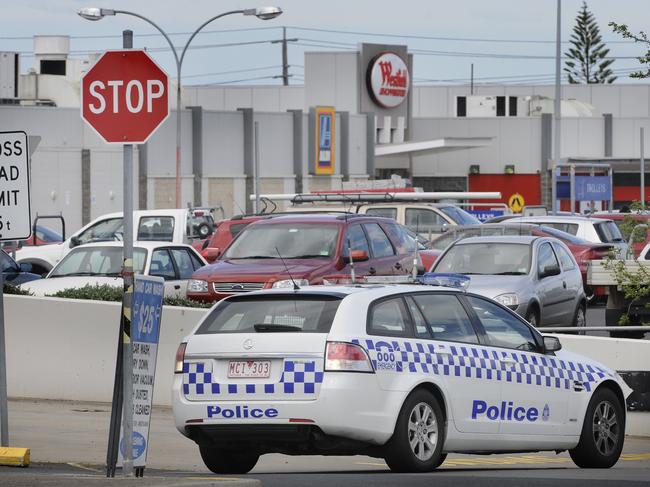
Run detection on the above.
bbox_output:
[248,191,502,203]
[344,273,470,290]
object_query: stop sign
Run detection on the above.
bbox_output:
[81,50,169,144]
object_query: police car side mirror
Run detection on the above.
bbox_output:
[543,336,562,353]
[540,264,560,279]
[70,236,81,248]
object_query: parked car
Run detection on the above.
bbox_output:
[430,235,587,328]
[20,241,207,298]
[286,202,481,237]
[194,215,271,263]
[591,211,650,258]
[1,249,42,286]
[173,281,628,474]
[15,209,199,275]
[2,225,63,252]
[505,215,627,256]
[187,214,421,302]
[429,223,614,299]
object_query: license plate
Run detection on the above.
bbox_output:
[228,360,271,378]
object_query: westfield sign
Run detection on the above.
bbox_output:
[366,52,410,108]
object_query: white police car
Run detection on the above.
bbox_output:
[172,276,629,474]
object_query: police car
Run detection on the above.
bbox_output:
[172,275,629,474]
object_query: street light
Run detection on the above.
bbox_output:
[78,6,283,208]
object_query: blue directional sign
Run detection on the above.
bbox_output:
[575,176,611,201]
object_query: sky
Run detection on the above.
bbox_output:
[2,0,650,87]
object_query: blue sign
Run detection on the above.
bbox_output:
[132,275,164,344]
[556,175,611,201]
[575,176,611,201]
[467,210,504,222]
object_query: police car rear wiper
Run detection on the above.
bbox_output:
[253,323,302,332]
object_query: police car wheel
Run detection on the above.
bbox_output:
[384,389,445,472]
[198,445,259,474]
[569,388,624,468]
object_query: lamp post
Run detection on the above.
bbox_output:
[78,6,283,209]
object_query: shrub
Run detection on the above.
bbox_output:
[3,284,32,295]
[45,284,211,308]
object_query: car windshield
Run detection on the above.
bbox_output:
[50,247,147,277]
[439,206,481,225]
[197,295,342,334]
[223,223,340,259]
[0,251,18,273]
[434,242,531,275]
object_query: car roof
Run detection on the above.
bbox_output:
[69,241,196,251]
[510,215,613,224]
[451,235,540,245]
[246,214,392,225]
[234,283,462,299]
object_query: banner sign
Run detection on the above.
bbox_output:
[575,176,611,201]
[314,106,335,175]
[118,275,164,469]
[467,210,505,222]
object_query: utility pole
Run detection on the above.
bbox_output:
[272,28,297,85]
[552,0,562,214]
[282,27,289,86]
[470,63,474,95]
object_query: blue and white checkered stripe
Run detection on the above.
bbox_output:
[182,360,324,400]
[353,338,610,392]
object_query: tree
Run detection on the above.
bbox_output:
[564,2,616,84]
[609,22,650,79]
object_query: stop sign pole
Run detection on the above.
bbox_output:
[80,34,169,478]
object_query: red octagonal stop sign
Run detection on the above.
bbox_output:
[81,50,169,144]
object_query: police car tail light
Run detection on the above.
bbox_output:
[174,342,187,374]
[325,342,374,373]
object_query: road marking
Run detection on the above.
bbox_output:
[356,452,650,468]
[185,476,245,481]
[67,462,102,473]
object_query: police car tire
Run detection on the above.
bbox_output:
[384,389,445,473]
[569,388,624,468]
[198,445,259,474]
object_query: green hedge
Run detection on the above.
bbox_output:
[3,284,32,295]
[45,284,212,308]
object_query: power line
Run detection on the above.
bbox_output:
[0,26,281,41]
[182,65,283,80]
[287,25,635,45]
[206,75,284,85]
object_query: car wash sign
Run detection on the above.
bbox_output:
[0,131,31,241]
[366,52,410,108]
[118,275,164,469]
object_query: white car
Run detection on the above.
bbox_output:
[506,215,628,255]
[15,209,193,275]
[20,241,206,298]
[172,279,629,474]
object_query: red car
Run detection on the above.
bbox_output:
[194,215,268,263]
[187,214,419,302]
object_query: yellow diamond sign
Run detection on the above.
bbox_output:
[508,193,525,213]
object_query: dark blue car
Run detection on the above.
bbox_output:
[2,250,42,285]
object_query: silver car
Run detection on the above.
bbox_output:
[431,235,586,328]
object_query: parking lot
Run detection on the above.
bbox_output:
[3,397,649,487]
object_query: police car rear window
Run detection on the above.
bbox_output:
[196,295,342,334]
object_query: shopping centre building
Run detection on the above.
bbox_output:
[1,36,649,231]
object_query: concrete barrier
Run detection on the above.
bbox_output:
[4,295,649,436]
[4,295,206,406]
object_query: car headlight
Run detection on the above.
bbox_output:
[494,293,519,309]
[188,279,209,293]
[272,279,310,289]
